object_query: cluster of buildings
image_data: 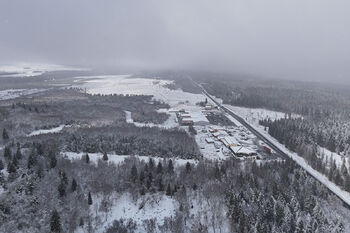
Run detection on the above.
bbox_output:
[206,127,258,158]
[176,109,210,126]
[172,99,264,159]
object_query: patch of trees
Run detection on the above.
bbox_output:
[131,111,169,124]
[206,112,235,126]
[225,160,345,233]
[64,125,200,159]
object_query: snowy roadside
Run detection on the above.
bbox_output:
[232,112,350,206]
[319,146,349,170]
[204,93,350,206]
[27,124,68,137]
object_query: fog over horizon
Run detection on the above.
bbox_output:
[1,0,350,83]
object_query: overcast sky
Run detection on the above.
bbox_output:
[1,0,350,83]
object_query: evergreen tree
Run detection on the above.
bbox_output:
[58,182,66,197]
[146,172,153,190]
[149,158,154,170]
[131,164,138,183]
[15,146,22,160]
[61,171,68,185]
[7,162,16,173]
[185,162,191,173]
[2,128,9,140]
[79,217,84,226]
[4,146,11,159]
[140,187,146,196]
[12,154,18,168]
[0,160,4,170]
[50,155,57,169]
[166,183,172,196]
[344,173,350,191]
[85,153,90,164]
[27,150,37,169]
[168,159,174,174]
[102,152,108,161]
[88,192,93,205]
[50,209,62,232]
[71,178,77,192]
[158,177,164,191]
[37,164,43,179]
[139,170,145,184]
[156,161,163,174]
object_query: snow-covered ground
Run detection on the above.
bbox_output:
[27,124,68,137]
[0,88,46,100]
[61,152,198,167]
[0,63,86,78]
[125,110,178,129]
[224,104,300,126]
[89,193,177,233]
[319,146,349,170]
[76,75,204,107]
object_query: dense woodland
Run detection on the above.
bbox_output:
[0,139,348,232]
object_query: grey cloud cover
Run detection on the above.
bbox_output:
[1,0,350,82]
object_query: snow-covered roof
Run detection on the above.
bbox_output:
[212,130,228,137]
[220,136,240,147]
[205,138,214,143]
[230,146,256,155]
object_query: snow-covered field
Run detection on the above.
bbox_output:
[0,88,45,100]
[27,124,68,137]
[87,193,177,233]
[224,104,300,126]
[61,152,198,167]
[0,63,86,78]
[320,146,349,170]
[125,110,178,129]
[76,75,204,107]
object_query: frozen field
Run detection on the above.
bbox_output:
[0,63,86,78]
[125,110,178,129]
[224,104,300,126]
[76,75,204,107]
[0,88,46,100]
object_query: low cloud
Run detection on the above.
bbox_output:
[1,0,349,83]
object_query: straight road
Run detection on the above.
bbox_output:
[195,81,350,208]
